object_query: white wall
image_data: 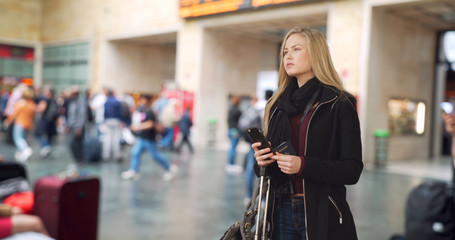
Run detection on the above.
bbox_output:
[197,31,278,148]
[101,42,176,95]
[364,8,436,162]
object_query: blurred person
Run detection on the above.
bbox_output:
[151,92,169,116]
[35,87,59,158]
[102,89,124,161]
[175,107,193,153]
[119,93,135,127]
[59,89,71,122]
[4,89,36,162]
[66,86,88,162]
[238,94,262,204]
[258,89,274,121]
[121,94,177,181]
[84,89,94,123]
[3,84,27,119]
[443,112,455,163]
[0,204,50,239]
[226,95,242,173]
[0,90,9,131]
[90,87,108,136]
[158,98,179,151]
[32,86,45,104]
[252,26,362,239]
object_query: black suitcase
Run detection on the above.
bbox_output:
[0,161,27,182]
[83,137,102,162]
[82,123,101,162]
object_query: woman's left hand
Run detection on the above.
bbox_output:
[271,153,302,175]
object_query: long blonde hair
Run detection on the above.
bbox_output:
[263,26,345,135]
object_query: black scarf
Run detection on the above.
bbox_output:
[267,77,322,149]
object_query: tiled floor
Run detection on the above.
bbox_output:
[1,133,451,240]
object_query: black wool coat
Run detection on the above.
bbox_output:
[266,84,363,240]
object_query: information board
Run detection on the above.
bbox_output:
[180,0,312,18]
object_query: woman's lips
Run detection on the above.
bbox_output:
[286,63,294,68]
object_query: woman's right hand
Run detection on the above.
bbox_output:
[252,142,276,167]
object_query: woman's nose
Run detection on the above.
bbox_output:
[286,53,293,60]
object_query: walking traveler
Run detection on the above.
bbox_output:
[226,95,243,173]
[252,26,363,240]
[66,87,88,162]
[158,99,178,151]
[102,89,124,161]
[121,94,177,181]
[35,87,58,158]
[4,88,36,162]
[175,107,193,153]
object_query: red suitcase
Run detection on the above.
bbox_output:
[33,175,100,240]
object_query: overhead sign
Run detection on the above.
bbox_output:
[179,0,311,18]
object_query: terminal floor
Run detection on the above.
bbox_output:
[0,134,452,240]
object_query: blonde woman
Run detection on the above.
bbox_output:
[252,26,363,239]
[5,88,36,162]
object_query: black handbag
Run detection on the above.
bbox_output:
[221,170,272,240]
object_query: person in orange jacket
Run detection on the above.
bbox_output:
[4,88,36,162]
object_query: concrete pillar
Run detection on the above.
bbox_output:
[176,21,205,145]
[326,0,363,95]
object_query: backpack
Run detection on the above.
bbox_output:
[405,181,454,240]
[238,106,262,143]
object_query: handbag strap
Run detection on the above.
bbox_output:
[245,177,269,212]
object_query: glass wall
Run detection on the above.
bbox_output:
[42,42,89,95]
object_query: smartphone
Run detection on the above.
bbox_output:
[441,102,453,114]
[247,128,276,155]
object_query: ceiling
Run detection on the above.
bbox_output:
[380,0,455,31]
[206,13,327,43]
[110,0,455,47]
[110,32,178,47]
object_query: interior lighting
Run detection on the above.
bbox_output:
[415,102,425,135]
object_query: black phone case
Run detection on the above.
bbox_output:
[247,128,276,154]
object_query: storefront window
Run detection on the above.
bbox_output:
[388,98,426,136]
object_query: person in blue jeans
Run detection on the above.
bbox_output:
[35,87,58,158]
[226,95,242,173]
[121,94,177,181]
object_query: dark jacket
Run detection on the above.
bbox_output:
[267,84,363,240]
[227,105,241,129]
[104,96,123,120]
[179,112,193,135]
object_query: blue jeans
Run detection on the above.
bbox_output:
[273,196,307,240]
[130,137,170,173]
[227,128,240,165]
[13,124,29,151]
[160,127,174,149]
[37,135,50,148]
[245,148,256,198]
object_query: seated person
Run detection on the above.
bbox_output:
[0,204,49,238]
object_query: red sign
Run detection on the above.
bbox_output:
[0,44,34,60]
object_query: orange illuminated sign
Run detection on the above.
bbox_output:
[21,78,33,86]
[180,0,310,18]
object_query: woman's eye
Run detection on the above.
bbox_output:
[294,48,301,51]
[283,51,288,56]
